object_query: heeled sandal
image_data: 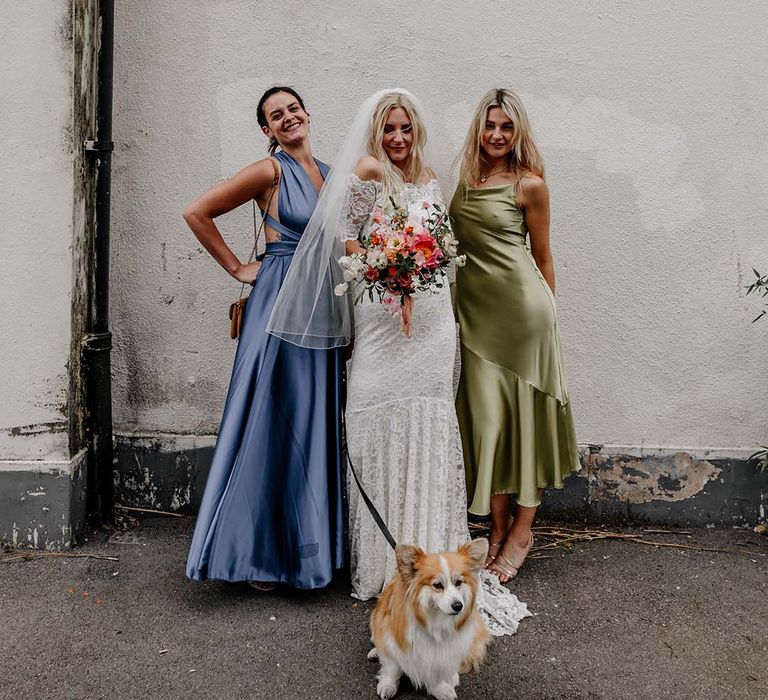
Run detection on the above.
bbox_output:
[484,516,515,568]
[485,541,504,567]
[489,533,534,583]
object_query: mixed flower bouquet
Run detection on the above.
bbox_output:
[334,199,465,335]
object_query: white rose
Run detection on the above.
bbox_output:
[367,250,388,269]
[334,282,349,296]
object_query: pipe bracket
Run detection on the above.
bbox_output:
[82,331,113,352]
[84,140,115,153]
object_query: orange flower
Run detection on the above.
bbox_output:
[412,233,442,269]
[412,233,436,257]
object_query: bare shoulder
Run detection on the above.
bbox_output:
[185,156,281,218]
[354,155,384,182]
[518,173,548,206]
[237,156,280,186]
[217,157,281,205]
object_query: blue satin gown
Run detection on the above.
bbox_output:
[186,150,345,588]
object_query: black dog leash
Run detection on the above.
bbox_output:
[341,408,397,551]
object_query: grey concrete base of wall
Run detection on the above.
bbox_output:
[113,434,767,528]
[0,449,87,550]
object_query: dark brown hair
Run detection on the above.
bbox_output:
[257,86,307,155]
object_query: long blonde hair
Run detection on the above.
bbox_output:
[458,88,544,186]
[367,93,428,201]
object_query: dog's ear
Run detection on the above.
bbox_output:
[396,544,425,579]
[460,538,489,572]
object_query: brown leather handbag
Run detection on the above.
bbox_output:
[229,158,279,339]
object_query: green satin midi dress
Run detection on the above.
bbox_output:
[449,180,579,513]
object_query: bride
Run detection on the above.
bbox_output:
[268,89,528,632]
[340,91,469,599]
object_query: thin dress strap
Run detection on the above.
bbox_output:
[263,154,294,240]
[257,157,280,223]
[514,170,526,208]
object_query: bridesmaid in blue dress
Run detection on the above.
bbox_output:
[183,87,344,590]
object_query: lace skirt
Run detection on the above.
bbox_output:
[345,287,468,600]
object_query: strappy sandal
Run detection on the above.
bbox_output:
[489,533,534,583]
[485,541,504,567]
[484,516,515,567]
[249,581,276,592]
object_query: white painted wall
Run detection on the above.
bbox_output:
[110,0,768,450]
[0,1,72,461]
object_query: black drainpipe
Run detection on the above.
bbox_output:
[83,0,115,525]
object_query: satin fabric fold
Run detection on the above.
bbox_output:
[450,181,579,512]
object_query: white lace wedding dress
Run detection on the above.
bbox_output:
[343,175,530,635]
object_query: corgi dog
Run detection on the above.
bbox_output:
[368,539,490,700]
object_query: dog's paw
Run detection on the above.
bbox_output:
[376,679,398,700]
[428,681,457,700]
[367,647,379,661]
[451,673,460,688]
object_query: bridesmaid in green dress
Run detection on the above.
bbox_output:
[450,89,579,583]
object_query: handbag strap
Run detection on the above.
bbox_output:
[238,157,280,298]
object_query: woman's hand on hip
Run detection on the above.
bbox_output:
[232,261,262,285]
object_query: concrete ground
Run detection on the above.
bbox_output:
[2,517,766,700]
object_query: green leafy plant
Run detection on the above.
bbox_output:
[746,268,768,322]
[746,269,767,475]
[750,446,768,472]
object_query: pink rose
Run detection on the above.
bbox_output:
[397,273,414,291]
[424,248,443,270]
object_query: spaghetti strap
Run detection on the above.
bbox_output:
[514,170,525,206]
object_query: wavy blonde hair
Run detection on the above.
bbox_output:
[367,93,428,201]
[458,88,544,187]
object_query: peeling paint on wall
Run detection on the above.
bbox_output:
[588,451,722,504]
[0,448,86,550]
[114,434,215,514]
